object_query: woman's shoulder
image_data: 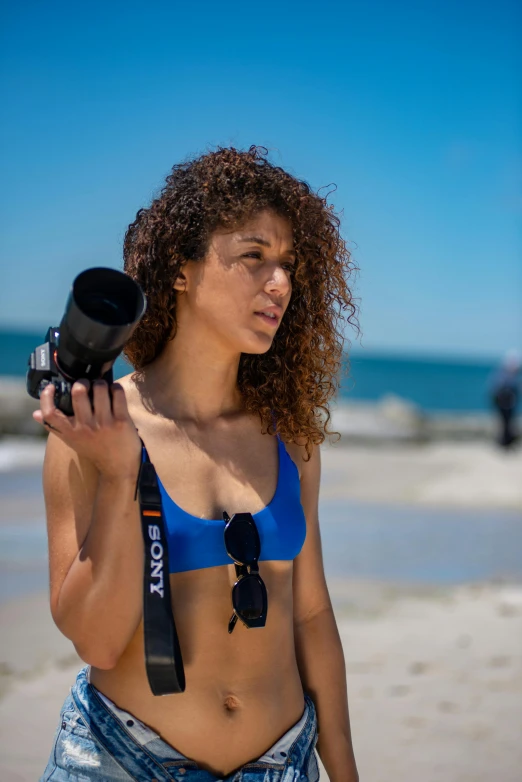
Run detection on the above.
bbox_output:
[283,438,320,483]
[113,371,135,394]
[113,372,143,423]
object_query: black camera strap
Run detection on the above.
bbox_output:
[135,438,185,695]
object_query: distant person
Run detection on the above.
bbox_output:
[489,349,522,448]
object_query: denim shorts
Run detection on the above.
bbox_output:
[40,667,320,781]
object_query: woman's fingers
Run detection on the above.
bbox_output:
[32,377,140,476]
[71,380,94,426]
[38,383,58,422]
[33,382,72,436]
[92,380,112,428]
[33,378,133,446]
[110,383,130,422]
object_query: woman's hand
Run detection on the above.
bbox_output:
[33,379,142,481]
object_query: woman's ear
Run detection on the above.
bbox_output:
[173,269,188,293]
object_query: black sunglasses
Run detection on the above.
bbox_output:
[222,510,268,634]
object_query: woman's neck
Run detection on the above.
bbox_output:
[136,333,245,425]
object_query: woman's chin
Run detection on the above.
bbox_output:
[240,332,276,355]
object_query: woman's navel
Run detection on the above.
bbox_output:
[223,693,242,713]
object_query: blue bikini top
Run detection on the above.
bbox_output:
[141,433,307,574]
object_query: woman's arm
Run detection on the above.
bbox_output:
[293,444,359,782]
[37,380,144,668]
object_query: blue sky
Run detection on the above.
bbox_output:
[1,0,520,359]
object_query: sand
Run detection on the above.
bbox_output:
[0,437,521,781]
[320,439,522,510]
[1,581,521,782]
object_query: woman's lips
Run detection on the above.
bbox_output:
[254,312,279,327]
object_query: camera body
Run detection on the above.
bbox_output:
[26,326,114,416]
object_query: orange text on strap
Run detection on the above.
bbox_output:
[143,510,162,517]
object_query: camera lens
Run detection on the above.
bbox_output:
[80,294,124,325]
[56,267,146,380]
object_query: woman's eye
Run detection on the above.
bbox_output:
[242,253,294,274]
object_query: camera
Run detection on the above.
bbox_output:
[26,267,146,415]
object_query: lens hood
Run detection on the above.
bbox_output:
[57,267,146,380]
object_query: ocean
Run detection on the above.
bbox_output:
[0,327,500,413]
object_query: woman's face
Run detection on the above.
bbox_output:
[175,209,295,355]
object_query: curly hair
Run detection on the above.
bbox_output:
[123,145,359,457]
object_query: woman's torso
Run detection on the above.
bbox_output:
[89,374,306,776]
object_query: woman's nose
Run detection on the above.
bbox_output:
[265,264,291,296]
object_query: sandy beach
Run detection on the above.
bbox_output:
[0,436,521,781]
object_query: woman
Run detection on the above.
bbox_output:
[36,146,360,781]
